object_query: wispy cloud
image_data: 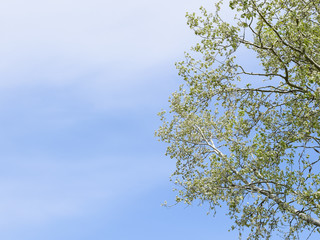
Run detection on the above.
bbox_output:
[0,155,172,229]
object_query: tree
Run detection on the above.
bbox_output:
[156,0,320,239]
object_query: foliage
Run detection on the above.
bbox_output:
[156,0,320,239]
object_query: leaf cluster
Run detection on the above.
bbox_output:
[157,0,320,239]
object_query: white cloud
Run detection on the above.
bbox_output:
[0,0,216,85]
[0,0,235,110]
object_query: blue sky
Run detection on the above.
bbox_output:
[0,0,318,239]
[0,0,243,239]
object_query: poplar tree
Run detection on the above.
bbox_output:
[157,0,320,239]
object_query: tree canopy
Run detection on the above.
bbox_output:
[156,0,320,239]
